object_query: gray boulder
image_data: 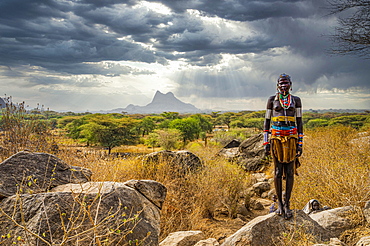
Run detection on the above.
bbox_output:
[142,150,203,175]
[194,238,220,246]
[309,206,355,238]
[0,181,166,246]
[218,134,269,172]
[251,181,271,197]
[221,210,331,246]
[0,151,92,198]
[356,236,370,246]
[237,134,269,171]
[160,231,206,246]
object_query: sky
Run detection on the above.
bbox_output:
[0,0,369,112]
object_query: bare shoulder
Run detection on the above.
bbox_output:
[292,95,302,106]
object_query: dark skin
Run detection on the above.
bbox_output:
[264,79,303,219]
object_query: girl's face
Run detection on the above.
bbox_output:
[278,80,291,95]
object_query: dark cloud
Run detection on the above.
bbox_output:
[0,0,369,108]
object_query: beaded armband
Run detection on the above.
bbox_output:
[263,130,270,145]
[298,133,304,147]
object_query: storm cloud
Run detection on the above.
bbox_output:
[0,0,368,111]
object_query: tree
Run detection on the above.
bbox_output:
[138,117,156,136]
[169,118,201,146]
[64,114,139,153]
[218,112,237,129]
[328,0,370,57]
[306,119,330,128]
[145,132,159,151]
[154,129,181,150]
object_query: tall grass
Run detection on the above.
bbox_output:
[293,126,370,210]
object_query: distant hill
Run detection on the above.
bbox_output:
[111,91,201,114]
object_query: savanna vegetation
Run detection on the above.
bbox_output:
[0,97,369,245]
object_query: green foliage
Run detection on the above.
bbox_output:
[244,110,266,119]
[138,117,156,136]
[212,128,252,146]
[328,115,367,129]
[160,112,180,120]
[305,118,329,128]
[63,114,139,153]
[145,132,159,150]
[243,118,264,130]
[169,118,201,145]
[157,129,181,150]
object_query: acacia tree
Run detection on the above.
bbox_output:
[66,114,139,154]
[169,118,201,146]
[328,0,370,57]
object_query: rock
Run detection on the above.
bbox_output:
[356,236,370,246]
[160,231,205,246]
[0,151,92,198]
[142,150,203,175]
[363,201,370,223]
[123,179,167,209]
[329,237,347,245]
[221,210,331,246]
[309,206,355,238]
[251,181,271,197]
[223,139,241,149]
[0,181,166,245]
[218,147,239,160]
[251,173,267,183]
[194,238,220,246]
[218,134,270,172]
[313,238,347,246]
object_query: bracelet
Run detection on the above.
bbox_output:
[263,142,270,145]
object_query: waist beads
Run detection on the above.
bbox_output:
[271,125,297,136]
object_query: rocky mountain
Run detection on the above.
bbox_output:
[115,91,200,114]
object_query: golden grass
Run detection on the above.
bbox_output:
[1,116,369,244]
[293,126,370,210]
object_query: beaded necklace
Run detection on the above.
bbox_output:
[279,93,291,109]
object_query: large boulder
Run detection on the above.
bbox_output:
[142,150,203,175]
[0,180,166,246]
[218,134,269,172]
[221,210,331,246]
[0,151,92,198]
[309,206,356,238]
[237,134,269,171]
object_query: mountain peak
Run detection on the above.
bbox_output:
[152,91,175,103]
[122,91,200,114]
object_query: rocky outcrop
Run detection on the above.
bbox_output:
[221,210,331,246]
[218,134,269,172]
[0,181,166,245]
[0,151,167,246]
[309,206,356,238]
[0,151,92,198]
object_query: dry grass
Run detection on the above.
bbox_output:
[293,126,370,210]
